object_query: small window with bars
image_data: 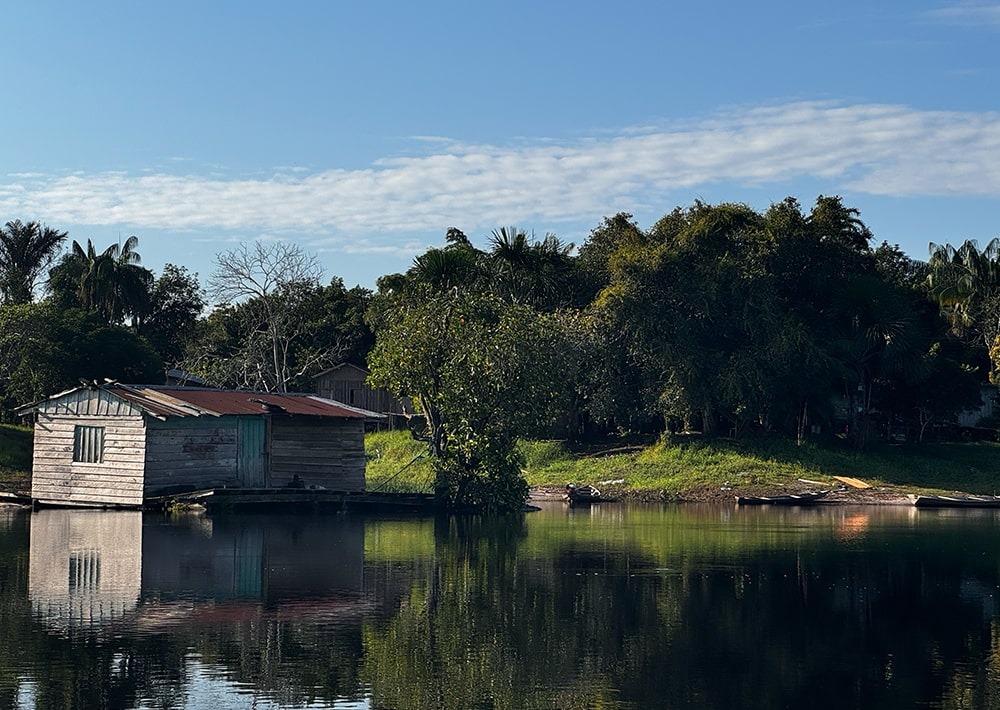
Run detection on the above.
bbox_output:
[73,425,105,463]
[68,550,101,591]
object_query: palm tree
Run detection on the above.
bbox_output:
[927,238,1000,384]
[0,220,68,304]
[927,239,1000,348]
[487,226,574,308]
[105,235,153,325]
[410,246,481,292]
[52,236,153,325]
[69,239,114,313]
[831,274,929,449]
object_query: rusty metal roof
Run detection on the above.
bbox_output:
[109,385,370,419]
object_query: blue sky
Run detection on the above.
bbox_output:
[2,1,999,293]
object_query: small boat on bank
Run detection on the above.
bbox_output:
[910,494,1000,508]
[565,484,604,505]
[736,491,830,506]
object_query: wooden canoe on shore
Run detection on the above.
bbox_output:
[565,484,612,505]
[910,494,1000,508]
[736,491,830,506]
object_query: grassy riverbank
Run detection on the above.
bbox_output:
[366,430,1000,499]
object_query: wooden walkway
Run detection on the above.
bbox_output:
[147,487,438,513]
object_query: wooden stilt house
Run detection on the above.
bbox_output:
[20,383,378,508]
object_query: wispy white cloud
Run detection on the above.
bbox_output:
[925,3,1000,27]
[2,101,999,243]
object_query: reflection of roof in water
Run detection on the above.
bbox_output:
[134,597,371,632]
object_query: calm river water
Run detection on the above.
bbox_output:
[2,502,1000,709]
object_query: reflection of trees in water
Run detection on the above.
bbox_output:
[0,511,31,708]
[361,516,1000,709]
[7,509,1000,707]
[623,547,1000,709]
[362,515,664,709]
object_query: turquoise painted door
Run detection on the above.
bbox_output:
[237,417,267,487]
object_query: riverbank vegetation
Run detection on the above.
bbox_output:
[2,198,999,510]
[364,430,1000,499]
[5,424,999,500]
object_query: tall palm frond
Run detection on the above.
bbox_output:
[927,238,1000,340]
[0,220,68,304]
[488,227,575,308]
[62,236,152,325]
[410,247,480,291]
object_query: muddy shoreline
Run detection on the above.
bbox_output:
[529,484,914,505]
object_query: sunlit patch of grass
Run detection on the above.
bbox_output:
[516,440,567,471]
[519,438,806,493]
[365,430,434,493]
[368,428,1000,497]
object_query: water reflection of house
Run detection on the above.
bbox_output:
[28,510,143,633]
[28,510,367,635]
[141,514,364,602]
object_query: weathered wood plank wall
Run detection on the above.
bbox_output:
[30,386,369,504]
[36,388,144,417]
[144,417,240,493]
[31,414,146,507]
[315,368,408,416]
[269,418,366,491]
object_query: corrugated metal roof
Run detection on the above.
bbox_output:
[109,385,369,419]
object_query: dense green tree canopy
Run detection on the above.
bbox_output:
[0,303,162,417]
[139,264,207,367]
[0,202,994,504]
[369,283,570,512]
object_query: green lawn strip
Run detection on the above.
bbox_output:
[521,439,808,495]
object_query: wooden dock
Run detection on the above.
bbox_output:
[0,491,32,507]
[147,487,439,513]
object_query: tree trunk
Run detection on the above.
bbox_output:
[701,404,715,435]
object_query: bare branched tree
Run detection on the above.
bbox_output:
[210,242,321,305]
[208,242,342,392]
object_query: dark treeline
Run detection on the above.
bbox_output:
[1,197,997,510]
